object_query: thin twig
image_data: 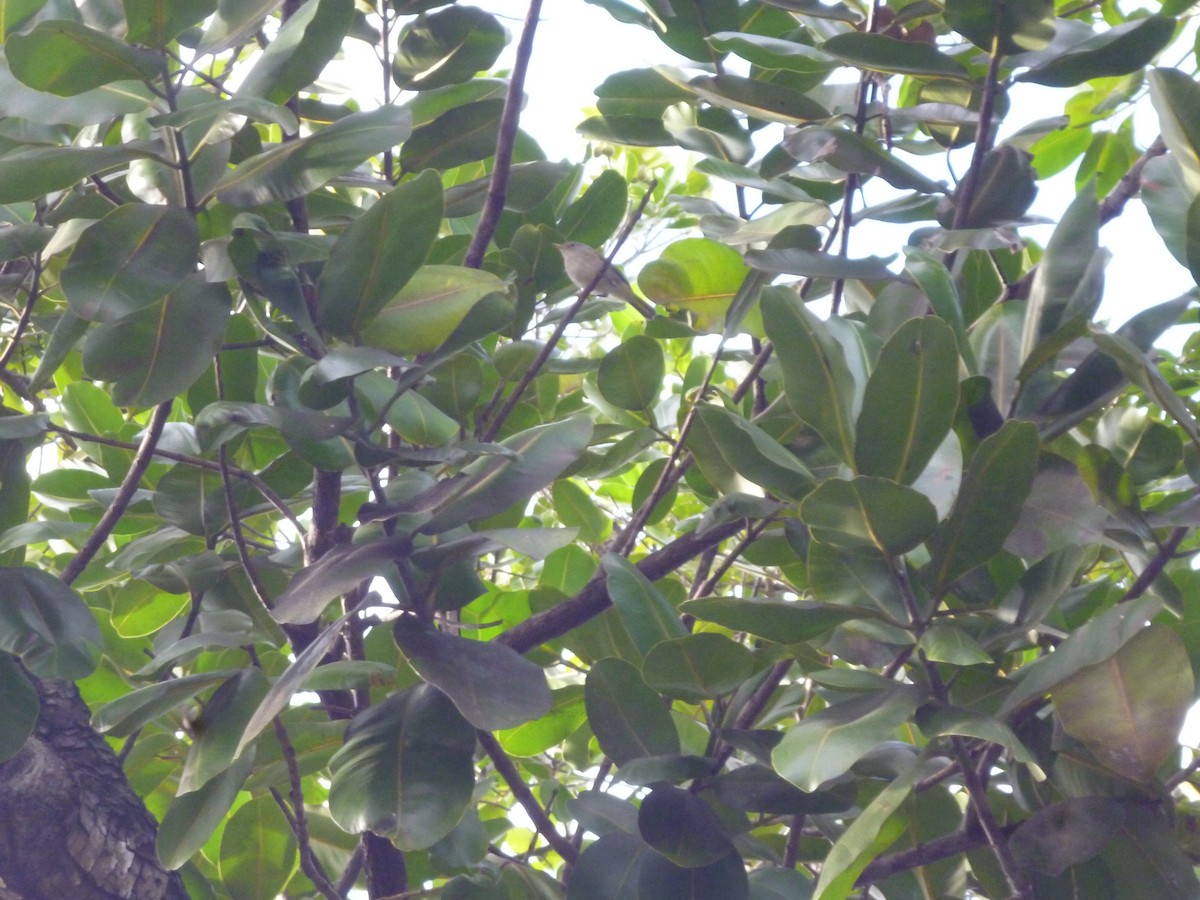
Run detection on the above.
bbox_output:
[272,716,341,899]
[61,401,172,586]
[464,0,544,268]
[51,426,304,532]
[478,184,656,442]
[478,730,578,864]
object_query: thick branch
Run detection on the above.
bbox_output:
[498,519,745,653]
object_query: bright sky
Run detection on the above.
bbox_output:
[496,0,1196,339]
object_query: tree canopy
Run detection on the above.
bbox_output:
[0,0,1198,898]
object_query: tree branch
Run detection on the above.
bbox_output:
[478,730,578,865]
[498,518,745,653]
[61,401,172,586]
[464,0,544,269]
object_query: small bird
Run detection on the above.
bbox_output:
[554,241,656,318]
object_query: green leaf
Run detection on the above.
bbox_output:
[123,0,218,48]
[329,685,476,850]
[639,784,735,867]
[1020,186,1101,361]
[601,553,687,655]
[62,204,200,324]
[945,0,1054,55]
[709,764,851,816]
[424,416,594,533]
[197,0,276,53]
[639,237,753,332]
[641,633,754,702]
[568,833,648,899]
[273,535,408,625]
[670,72,829,126]
[358,264,512,355]
[924,420,1039,599]
[1099,804,1200,898]
[649,0,740,62]
[0,566,100,679]
[236,605,366,755]
[783,127,944,193]
[391,617,552,731]
[761,287,858,466]
[214,105,413,206]
[855,317,960,484]
[1187,194,1200,288]
[772,687,922,791]
[801,476,939,557]
[0,652,37,763]
[918,624,991,665]
[392,5,507,91]
[746,247,897,282]
[399,98,503,172]
[178,669,269,795]
[558,169,628,246]
[1051,626,1193,783]
[218,794,297,899]
[234,0,354,104]
[813,758,921,899]
[688,405,812,499]
[6,20,161,95]
[585,657,679,765]
[93,669,241,737]
[915,705,1038,766]
[1010,797,1126,877]
[808,542,907,620]
[316,169,443,336]
[83,275,230,408]
[1018,16,1177,88]
[194,401,354,455]
[638,849,749,899]
[1149,68,1200,194]
[681,597,863,645]
[496,685,587,757]
[551,480,609,543]
[708,32,836,75]
[822,32,968,78]
[598,335,665,411]
[157,749,255,870]
[1000,595,1161,716]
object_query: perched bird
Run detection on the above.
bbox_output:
[554,241,656,318]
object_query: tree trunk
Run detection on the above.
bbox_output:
[0,677,186,900]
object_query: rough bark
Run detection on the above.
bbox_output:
[0,677,186,900]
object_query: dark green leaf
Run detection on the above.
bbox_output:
[0,566,100,679]
[641,633,754,702]
[823,32,968,78]
[83,275,230,408]
[1018,16,1176,88]
[601,553,687,655]
[392,5,507,91]
[317,170,443,336]
[399,99,503,172]
[1051,626,1193,783]
[157,749,255,870]
[855,317,960,484]
[218,794,297,899]
[585,657,679,765]
[0,653,37,763]
[801,476,939,556]
[598,335,665,411]
[924,420,1039,598]
[681,597,863,644]
[123,0,218,48]
[639,785,735,867]
[235,0,354,103]
[329,685,476,850]
[945,0,1054,55]
[568,832,648,899]
[392,617,552,731]
[7,20,160,95]
[62,205,200,324]
[214,105,412,206]
[761,287,857,465]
